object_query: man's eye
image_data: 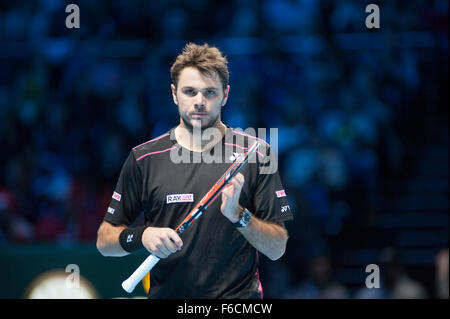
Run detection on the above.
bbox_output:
[205,90,216,96]
[184,89,196,95]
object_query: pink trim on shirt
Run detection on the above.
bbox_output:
[256,268,264,299]
[136,146,176,161]
[224,142,247,150]
[133,133,170,150]
[224,142,264,158]
[231,130,270,146]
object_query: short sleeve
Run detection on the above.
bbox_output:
[103,151,143,226]
[252,145,294,224]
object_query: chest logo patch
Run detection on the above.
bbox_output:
[166,193,194,204]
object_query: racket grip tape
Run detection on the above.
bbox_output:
[121,254,160,293]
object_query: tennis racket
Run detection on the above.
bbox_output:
[121,141,260,293]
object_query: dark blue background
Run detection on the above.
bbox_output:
[0,0,448,298]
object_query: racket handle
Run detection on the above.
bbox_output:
[121,254,160,293]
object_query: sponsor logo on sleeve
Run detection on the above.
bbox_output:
[107,207,115,214]
[281,205,290,213]
[275,190,286,198]
[112,191,121,202]
[166,193,194,204]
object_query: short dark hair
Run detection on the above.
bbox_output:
[170,43,229,91]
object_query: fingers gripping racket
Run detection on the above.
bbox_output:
[121,142,260,293]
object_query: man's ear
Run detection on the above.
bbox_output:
[171,84,178,105]
[221,85,230,107]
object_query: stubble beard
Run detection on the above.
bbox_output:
[177,94,224,134]
[179,111,220,133]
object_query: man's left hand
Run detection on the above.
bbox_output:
[220,173,244,223]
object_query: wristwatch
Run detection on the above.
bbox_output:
[233,207,252,228]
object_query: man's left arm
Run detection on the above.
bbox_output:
[221,173,289,261]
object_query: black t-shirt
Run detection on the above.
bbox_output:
[103,126,294,298]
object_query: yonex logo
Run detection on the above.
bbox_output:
[127,234,133,243]
[107,207,115,214]
[281,205,290,213]
[229,152,242,161]
[167,194,194,204]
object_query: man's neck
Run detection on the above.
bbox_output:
[175,122,227,152]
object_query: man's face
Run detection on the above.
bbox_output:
[171,67,229,131]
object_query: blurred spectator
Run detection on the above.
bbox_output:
[435,249,449,299]
[285,253,350,298]
[355,247,428,299]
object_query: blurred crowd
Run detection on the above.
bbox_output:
[0,0,448,298]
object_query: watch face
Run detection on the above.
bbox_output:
[234,209,251,228]
[240,209,251,226]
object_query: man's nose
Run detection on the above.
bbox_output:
[194,92,206,109]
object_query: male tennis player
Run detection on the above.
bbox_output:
[96,43,293,298]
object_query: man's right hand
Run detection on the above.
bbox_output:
[142,227,183,258]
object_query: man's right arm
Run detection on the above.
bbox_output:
[96,221,128,257]
[96,221,183,258]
